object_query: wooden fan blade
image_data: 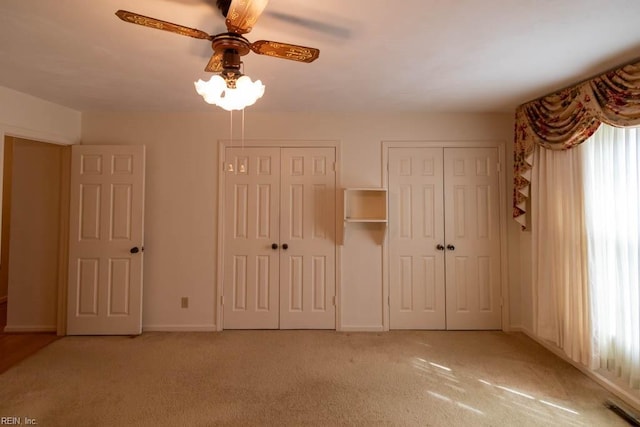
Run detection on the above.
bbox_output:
[250,40,319,63]
[226,0,269,34]
[115,10,211,40]
[205,52,224,72]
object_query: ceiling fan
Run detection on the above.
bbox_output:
[115,0,320,77]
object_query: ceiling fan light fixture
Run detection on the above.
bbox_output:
[194,74,265,111]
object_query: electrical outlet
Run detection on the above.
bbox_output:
[181,297,189,309]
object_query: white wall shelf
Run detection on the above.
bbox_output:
[344,187,388,222]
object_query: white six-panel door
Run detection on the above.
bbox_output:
[67,145,145,335]
[222,146,336,329]
[388,147,501,330]
[223,147,281,329]
[280,148,336,329]
[388,148,446,329]
[443,148,501,330]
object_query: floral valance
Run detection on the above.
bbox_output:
[514,59,640,229]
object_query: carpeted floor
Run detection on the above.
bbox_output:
[0,331,629,426]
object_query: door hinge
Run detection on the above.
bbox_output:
[332,161,337,172]
[220,295,224,306]
[388,295,391,306]
[332,296,336,306]
[496,162,501,173]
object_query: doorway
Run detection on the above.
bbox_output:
[1,136,68,334]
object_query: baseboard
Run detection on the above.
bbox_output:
[142,324,217,332]
[3,325,56,333]
[339,327,385,332]
[520,329,640,412]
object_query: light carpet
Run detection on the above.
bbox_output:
[0,331,628,426]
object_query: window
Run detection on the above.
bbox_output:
[583,125,640,389]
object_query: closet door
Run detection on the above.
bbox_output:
[388,147,446,329]
[388,146,502,330]
[223,147,280,329]
[222,146,337,329]
[279,147,336,329]
[444,148,501,330]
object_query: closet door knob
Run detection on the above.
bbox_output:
[130,246,140,254]
[271,243,278,250]
[447,244,455,251]
[436,244,445,251]
[282,243,289,250]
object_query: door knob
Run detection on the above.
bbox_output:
[447,244,455,251]
[282,243,289,250]
[436,244,445,251]
[271,243,278,250]
[130,246,140,254]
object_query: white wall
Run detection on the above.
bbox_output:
[82,111,521,331]
[0,86,80,304]
[0,86,81,145]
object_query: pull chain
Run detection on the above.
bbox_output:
[238,108,246,173]
[227,110,234,172]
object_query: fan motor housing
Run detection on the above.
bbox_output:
[211,33,251,56]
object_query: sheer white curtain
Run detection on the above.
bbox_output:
[531,144,591,366]
[583,125,640,389]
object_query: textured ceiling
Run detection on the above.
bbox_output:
[1,0,639,113]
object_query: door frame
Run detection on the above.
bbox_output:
[382,140,510,331]
[216,139,342,331]
[0,125,74,336]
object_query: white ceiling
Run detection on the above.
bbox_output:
[1,0,639,114]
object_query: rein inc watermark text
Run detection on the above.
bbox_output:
[1,417,37,425]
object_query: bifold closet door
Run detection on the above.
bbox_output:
[443,148,501,330]
[223,147,281,329]
[388,146,502,330]
[388,147,446,329]
[279,147,336,329]
[222,146,336,330]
